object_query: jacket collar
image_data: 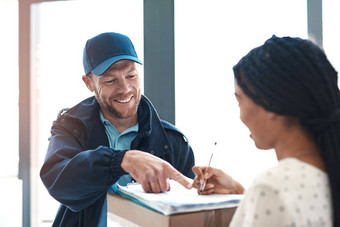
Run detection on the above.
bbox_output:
[63,95,171,157]
[132,95,171,157]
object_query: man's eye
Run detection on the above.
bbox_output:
[104,80,114,84]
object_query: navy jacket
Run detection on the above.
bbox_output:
[40,95,195,226]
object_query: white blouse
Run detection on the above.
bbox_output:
[230,158,332,227]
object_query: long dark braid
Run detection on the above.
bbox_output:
[233,35,340,226]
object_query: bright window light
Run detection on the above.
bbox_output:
[175,0,307,189]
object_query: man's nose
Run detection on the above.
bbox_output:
[117,79,130,94]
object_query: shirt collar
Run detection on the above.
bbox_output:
[99,110,139,135]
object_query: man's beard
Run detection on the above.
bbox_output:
[96,91,141,119]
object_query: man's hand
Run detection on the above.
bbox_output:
[121,150,192,193]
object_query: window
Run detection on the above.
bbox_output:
[323,0,340,83]
[0,0,19,179]
[175,0,307,188]
[0,0,20,226]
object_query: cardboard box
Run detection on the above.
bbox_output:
[107,193,237,227]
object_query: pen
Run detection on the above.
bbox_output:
[200,142,216,192]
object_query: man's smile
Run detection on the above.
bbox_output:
[115,96,133,103]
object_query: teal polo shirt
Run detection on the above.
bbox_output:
[97,111,138,227]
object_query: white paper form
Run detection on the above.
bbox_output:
[115,180,243,215]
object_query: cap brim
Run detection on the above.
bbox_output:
[92,55,143,76]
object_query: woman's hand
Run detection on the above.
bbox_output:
[192,166,245,195]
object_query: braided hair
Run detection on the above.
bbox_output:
[233,35,340,226]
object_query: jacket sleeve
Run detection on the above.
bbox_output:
[171,133,195,179]
[40,117,127,212]
[161,121,195,179]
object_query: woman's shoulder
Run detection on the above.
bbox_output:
[249,157,331,214]
[253,158,327,185]
[231,158,332,227]
[247,157,330,206]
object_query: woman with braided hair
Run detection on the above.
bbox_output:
[192,35,340,226]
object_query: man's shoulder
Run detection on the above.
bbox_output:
[160,120,181,133]
[56,96,98,120]
[160,120,189,143]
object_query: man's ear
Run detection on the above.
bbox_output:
[82,75,94,92]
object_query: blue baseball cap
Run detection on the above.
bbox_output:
[83,32,142,76]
